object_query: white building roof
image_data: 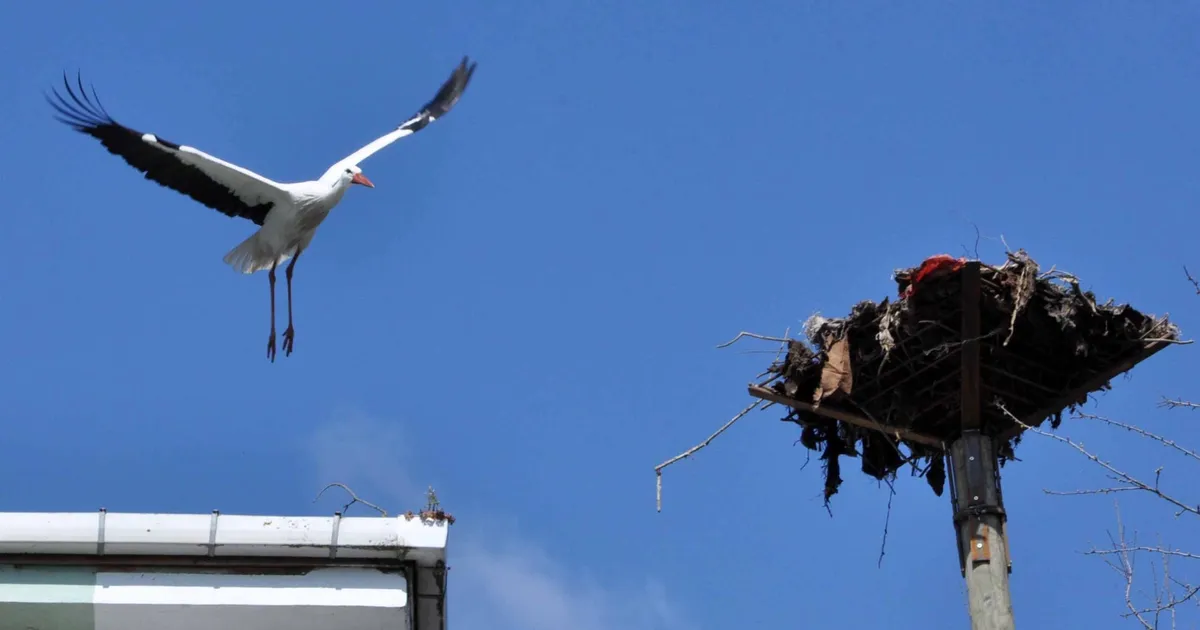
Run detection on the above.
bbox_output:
[0,510,448,563]
[0,510,451,630]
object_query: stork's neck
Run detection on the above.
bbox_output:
[291,173,350,207]
[323,179,351,205]
[319,166,346,187]
[319,168,351,190]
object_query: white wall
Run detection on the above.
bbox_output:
[0,565,410,630]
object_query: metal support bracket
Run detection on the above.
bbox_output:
[970,522,991,563]
[962,431,988,509]
[96,508,107,556]
[952,505,1008,523]
[207,510,220,557]
[329,511,342,560]
[951,431,1009,571]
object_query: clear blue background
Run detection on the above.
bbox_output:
[2,2,1199,628]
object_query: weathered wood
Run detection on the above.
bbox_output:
[956,263,1016,629]
[999,338,1173,439]
[961,261,982,433]
[950,434,1015,630]
[746,384,942,447]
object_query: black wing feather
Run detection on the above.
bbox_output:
[47,72,274,226]
[400,56,478,134]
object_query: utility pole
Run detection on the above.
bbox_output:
[950,261,1016,630]
[728,252,1175,629]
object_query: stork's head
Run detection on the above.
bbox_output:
[341,165,374,189]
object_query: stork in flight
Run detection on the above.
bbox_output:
[48,57,477,362]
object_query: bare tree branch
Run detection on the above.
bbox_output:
[717,331,792,349]
[1074,412,1200,463]
[1185,265,1200,295]
[995,400,1199,518]
[1043,486,1141,497]
[1109,504,1156,629]
[655,400,762,512]
[920,326,1004,357]
[1002,274,1200,625]
[1141,338,1195,346]
[1004,393,1199,625]
[1160,397,1200,411]
[1087,547,1200,562]
[1106,533,1200,626]
[314,482,389,517]
[877,477,896,568]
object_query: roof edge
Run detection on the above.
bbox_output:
[0,511,449,566]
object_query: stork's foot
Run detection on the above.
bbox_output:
[282,326,295,357]
[267,330,278,363]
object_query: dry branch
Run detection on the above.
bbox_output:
[995,401,1199,518]
[314,482,389,517]
[655,400,762,512]
[877,478,896,568]
[1087,547,1200,562]
[1094,504,1199,628]
[1001,393,1199,625]
[716,331,792,349]
[1075,412,1200,463]
[1160,397,1200,411]
[1185,266,1200,296]
[748,384,941,447]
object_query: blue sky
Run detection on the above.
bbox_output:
[2,1,1199,627]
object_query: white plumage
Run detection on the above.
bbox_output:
[49,57,477,361]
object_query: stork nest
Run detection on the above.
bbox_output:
[762,250,1179,504]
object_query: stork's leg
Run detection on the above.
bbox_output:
[266,261,278,362]
[282,249,301,357]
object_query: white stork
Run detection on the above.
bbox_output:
[48,57,477,362]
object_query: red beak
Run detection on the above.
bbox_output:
[351,173,375,188]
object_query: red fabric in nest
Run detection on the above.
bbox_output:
[902,254,967,298]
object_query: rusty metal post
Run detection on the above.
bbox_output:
[952,261,1016,630]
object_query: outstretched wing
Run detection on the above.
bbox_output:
[48,73,285,226]
[329,56,477,173]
